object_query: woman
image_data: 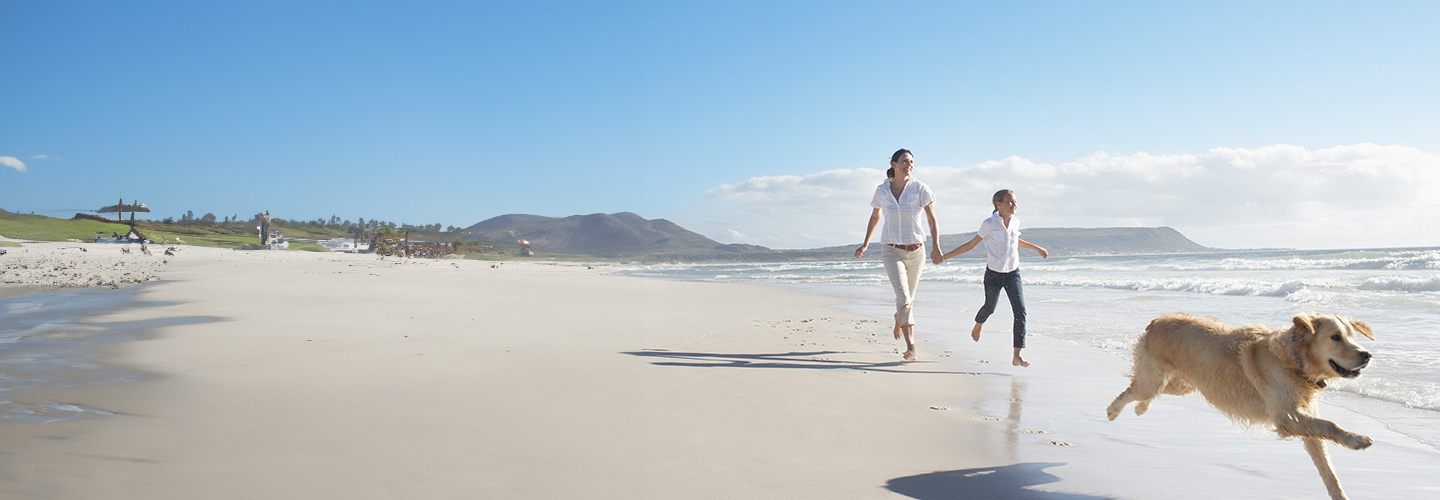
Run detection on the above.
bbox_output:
[855,149,941,361]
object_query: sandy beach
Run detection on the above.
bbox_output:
[1,243,1437,499]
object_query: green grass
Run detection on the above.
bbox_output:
[288,242,329,252]
[1,210,138,242]
[1,210,295,249]
[0,241,22,247]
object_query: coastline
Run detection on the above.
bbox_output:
[1,246,1436,498]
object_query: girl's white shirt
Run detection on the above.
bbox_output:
[978,212,1021,272]
[869,178,935,246]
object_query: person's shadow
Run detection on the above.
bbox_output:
[887,463,1113,500]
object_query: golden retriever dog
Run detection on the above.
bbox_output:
[1106,312,1375,500]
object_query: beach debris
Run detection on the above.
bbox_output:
[929,405,950,411]
[164,247,176,256]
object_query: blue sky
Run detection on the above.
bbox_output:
[3,1,1438,249]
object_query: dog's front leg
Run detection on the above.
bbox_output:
[1304,437,1349,500]
[1275,411,1373,450]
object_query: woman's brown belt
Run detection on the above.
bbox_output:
[886,243,923,251]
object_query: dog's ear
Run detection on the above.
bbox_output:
[1292,314,1316,340]
[1350,318,1376,340]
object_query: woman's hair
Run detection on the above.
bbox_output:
[886,148,912,178]
[992,189,1014,213]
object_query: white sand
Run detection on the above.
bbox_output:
[1,241,166,288]
[1,244,1436,499]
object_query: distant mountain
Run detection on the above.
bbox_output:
[463,213,1216,261]
[806,226,1214,260]
[463,213,771,258]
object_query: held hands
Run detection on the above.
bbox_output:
[930,247,945,265]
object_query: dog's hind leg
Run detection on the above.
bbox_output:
[1304,437,1349,500]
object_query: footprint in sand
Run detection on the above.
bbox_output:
[973,415,1002,422]
[929,406,950,411]
[1044,440,1077,447]
[1020,429,1054,435]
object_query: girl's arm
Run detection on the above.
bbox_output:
[855,208,882,258]
[940,235,984,262]
[1018,238,1049,259]
[924,203,942,264]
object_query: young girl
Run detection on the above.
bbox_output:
[937,189,1048,367]
[855,149,942,361]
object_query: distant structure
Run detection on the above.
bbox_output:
[255,211,288,250]
[94,198,149,242]
[517,239,533,257]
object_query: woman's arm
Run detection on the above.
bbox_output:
[855,208,882,258]
[1018,238,1049,259]
[924,203,942,264]
[940,235,984,261]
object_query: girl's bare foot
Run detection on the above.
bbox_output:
[903,350,916,361]
[1012,348,1030,367]
[971,323,983,342]
[894,323,902,340]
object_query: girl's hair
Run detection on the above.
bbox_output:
[992,189,1014,213]
[886,148,912,178]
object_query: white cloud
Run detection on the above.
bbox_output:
[1,156,27,173]
[684,144,1440,250]
[29,154,52,160]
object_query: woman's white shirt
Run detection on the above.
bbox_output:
[979,213,1021,272]
[869,178,935,246]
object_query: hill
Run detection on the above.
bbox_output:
[462,213,768,258]
[805,226,1213,260]
[461,212,1216,261]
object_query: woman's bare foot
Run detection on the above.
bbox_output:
[894,323,902,340]
[971,323,983,342]
[903,350,917,361]
[1012,348,1030,367]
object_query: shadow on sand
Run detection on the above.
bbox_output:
[888,463,1113,500]
[621,349,1010,376]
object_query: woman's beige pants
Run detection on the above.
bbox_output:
[881,244,924,327]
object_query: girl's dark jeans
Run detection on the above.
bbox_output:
[975,268,1026,348]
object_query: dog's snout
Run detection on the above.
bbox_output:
[1359,351,1372,362]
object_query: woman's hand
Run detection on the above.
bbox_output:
[930,247,944,265]
[855,245,867,258]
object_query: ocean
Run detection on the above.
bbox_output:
[615,246,1440,450]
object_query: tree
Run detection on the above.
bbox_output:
[200,213,217,224]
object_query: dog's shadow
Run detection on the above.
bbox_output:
[888,463,1112,500]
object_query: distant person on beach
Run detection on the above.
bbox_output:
[936,189,1048,367]
[855,149,941,361]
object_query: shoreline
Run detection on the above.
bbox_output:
[1,246,1436,498]
[0,284,72,299]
